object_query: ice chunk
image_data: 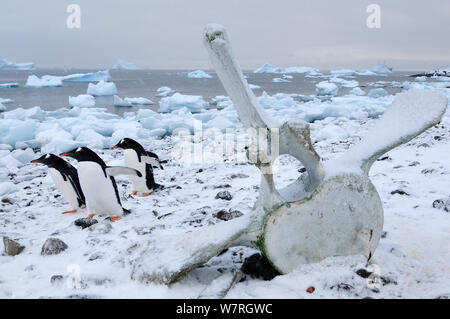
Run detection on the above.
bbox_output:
[111,59,141,70]
[415,76,427,82]
[0,58,35,70]
[316,81,339,96]
[156,86,175,97]
[25,75,62,88]
[75,129,106,149]
[258,92,296,109]
[3,106,45,121]
[0,182,19,196]
[0,98,14,104]
[124,97,154,105]
[159,93,208,113]
[272,77,291,83]
[187,70,212,78]
[254,63,319,75]
[87,81,118,96]
[349,87,366,96]
[0,83,19,88]
[113,95,132,107]
[63,70,111,82]
[368,88,388,98]
[11,147,35,164]
[0,119,37,147]
[330,69,356,76]
[358,64,392,75]
[69,94,96,108]
[329,77,359,88]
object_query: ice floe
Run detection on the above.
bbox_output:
[0,82,19,88]
[124,97,154,105]
[25,75,62,88]
[69,94,96,108]
[254,63,320,75]
[87,81,118,96]
[316,81,339,96]
[187,70,212,78]
[113,95,132,107]
[159,93,209,113]
[156,86,175,97]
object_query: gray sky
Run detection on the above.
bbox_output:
[1,0,449,71]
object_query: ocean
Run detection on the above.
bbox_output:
[0,69,420,116]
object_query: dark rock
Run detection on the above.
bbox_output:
[230,173,250,179]
[41,238,68,255]
[50,275,65,285]
[241,253,280,281]
[88,252,104,261]
[408,161,420,167]
[214,184,232,189]
[356,268,372,279]
[381,276,397,286]
[157,213,173,220]
[331,283,354,291]
[421,168,436,174]
[3,236,25,256]
[390,189,409,196]
[418,143,430,148]
[298,168,307,173]
[434,136,442,141]
[432,199,450,212]
[215,190,233,201]
[1,197,14,205]
[377,156,390,161]
[213,209,243,221]
[381,231,388,238]
[74,218,98,229]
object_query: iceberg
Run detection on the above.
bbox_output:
[111,59,141,70]
[349,87,366,96]
[254,63,319,75]
[69,94,96,108]
[156,86,175,97]
[330,69,357,76]
[0,58,35,70]
[159,93,208,113]
[25,75,62,88]
[62,70,111,82]
[187,70,212,78]
[415,76,427,82]
[316,81,339,96]
[87,80,118,96]
[0,83,19,88]
[124,97,154,105]
[329,77,359,88]
[248,84,261,90]
[113,95,132,107]
[358,64,392,75]
[272,77,290,83]
[368,88,388,98]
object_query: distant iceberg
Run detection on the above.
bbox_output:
[62,70,111,82]
[330,69,357,76]
[69,94,96,108]
[0,83,19,88]
[0,58,35,70]
[254,63,319,75]
[25,75,62,88]
[0,97,14,104]
[358,64,392,75]
[111,59,141,70]
[187,70,212,78]
[87,80,117,96]
[159,93,208,113]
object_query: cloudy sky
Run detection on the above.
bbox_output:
[1,0,449,71]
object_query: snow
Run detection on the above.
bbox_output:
[187,70,212,79]
[316,81,339,96]
[0,83,19,88]
[111,59,141,70]
[124,97,154,105]
[69,95,96,108]
[159,93,209,113]
[0,58,35,70]
[87,81,118,96]
[25,75,62,88]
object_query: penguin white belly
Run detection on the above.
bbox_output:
[49,168,80,210]
[124,149,150,193]
[77,162,123,216]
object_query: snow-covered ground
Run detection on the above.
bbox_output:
[0,76,449,299]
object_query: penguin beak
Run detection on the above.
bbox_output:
[30,159,40,163]
[112,145,118,149]
[59,152,70,157]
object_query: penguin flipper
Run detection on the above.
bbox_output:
[105,166,142,177]
[142,156,164,170]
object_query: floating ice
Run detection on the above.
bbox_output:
[0,58,35,70]
[124,97,154,105]
[316,81,339,96]
[330,69,356,76]
[0,98,14,104]
[159,93,208,113]
[0,102,5,112]
[349,87,366,96]
[63,70,111,82]
[358,64,392,75]
[187,70,212,78]
[368,88,389,98]
[25,75,62,88]
[254,63,319,75]
[111,59,141,70]
[113,95,132,107]
[69,94,96,108]
[0,83,19,88]
[248,84,261,90]
[272,77,290,83]
[156,86,175,97]
[415,76,427,82]
[329,77,359,88]
[87,81,118,96]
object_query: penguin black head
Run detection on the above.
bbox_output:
[112,138,145,153]
[60,147,106,166]
[31,154,68,168]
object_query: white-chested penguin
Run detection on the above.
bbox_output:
[60,147,142,222]
[112,138,163,197]
[31,154,86,214]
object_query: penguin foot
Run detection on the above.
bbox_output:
[62,209,77,214]
[140,193,151,197]
[129,191,137,196]
[87,214,95,219]
[110,216,121,222]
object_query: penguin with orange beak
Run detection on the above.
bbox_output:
[30,154,86,214]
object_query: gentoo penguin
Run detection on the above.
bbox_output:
[112,138,163,197]
[60,147,142,222]
[31,154,86,214]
